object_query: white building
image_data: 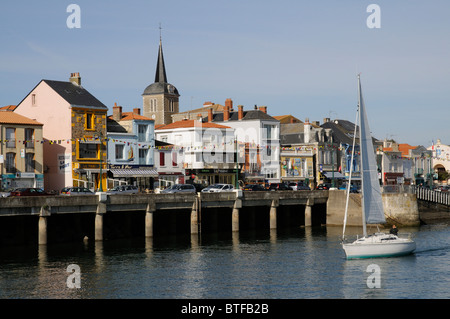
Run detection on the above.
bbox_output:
[155,118,237,186]
[199,100,281,183]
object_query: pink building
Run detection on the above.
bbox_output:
[14,73,108,192]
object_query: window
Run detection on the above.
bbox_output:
[150,99,157,112]
[139,148,148,165]
[5,152,16,173]
[160,152,165,166]
[160,135,168,143]
[138,125,147,142]
[172,151,177,167]
[263,124,274,140]
[25,153,35,172]
[6,128,15,148]
[78,143,99,159]
[115,144,124,160]
[85,113,95,130]
[25,128,34,149]
[32,94,36,106]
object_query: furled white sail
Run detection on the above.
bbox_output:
[358,76,386,228]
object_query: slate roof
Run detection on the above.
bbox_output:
[321,119,358,145]
[42,80,108,109]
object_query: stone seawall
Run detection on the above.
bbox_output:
[326,190,420,227]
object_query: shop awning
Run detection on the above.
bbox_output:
[323,171,345,179]
[110,168,159,178]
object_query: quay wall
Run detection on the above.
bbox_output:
[0,190,422,245]
[326,190,421,228]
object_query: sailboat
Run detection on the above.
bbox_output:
[341,75,416,259]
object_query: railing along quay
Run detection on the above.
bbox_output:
[414,186,450,206]
[382,184,450,206]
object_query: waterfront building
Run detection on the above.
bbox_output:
[379,140,433,187]
[273,115,302,124]
[380,140,412,185]
[106,104,157,190]
[142,38,179,126]
[280,118,335,189]
[320,118,370,187]
[0,110,44,190]
[14,73,108,192]
[428,139,450,185]
[153,139,185,189]
[195,99,281,184]
[155,117,236,186]
[172,101,227,123]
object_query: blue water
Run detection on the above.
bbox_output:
[0,223,448,299]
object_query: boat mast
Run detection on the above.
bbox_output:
[358,74,368,237]
[342,100,359,240]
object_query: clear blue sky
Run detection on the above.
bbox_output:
[1,0,449,147]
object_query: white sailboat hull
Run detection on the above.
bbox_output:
[342,233,416,259]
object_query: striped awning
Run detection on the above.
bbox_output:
[110,168,159,178]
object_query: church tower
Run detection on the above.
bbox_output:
[142,37,179,125]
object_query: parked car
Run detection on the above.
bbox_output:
[316,183,331,190]
[289,182,310,191]
[60,187,94,195]
[10,188,53,196]
[435,185,449,192]
[268,183,293,191]
[297,184,311,191]
[242,184,266,191]
[107,185,139,194]
[161,184,196,193]
[0,188,16,197]
[338,183,359,193]
[201,183,234,193]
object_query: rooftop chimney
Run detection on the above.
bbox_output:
[224,105,230,121]
[133,108,141,115]
[258,106,267,114]
[304,118,311,143]
[208,108,213,122]
[203,101,214,107]
[69,72,81,86]
[113,103,122,121]
[238,105,244,120]
[225,98,233,110]
[323,118,330,123]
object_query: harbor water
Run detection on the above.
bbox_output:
[0,221,448,300]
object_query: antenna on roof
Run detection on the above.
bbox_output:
[159,22,162,41]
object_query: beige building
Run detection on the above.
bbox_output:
[0,110,44,190]
[142,39,179,126]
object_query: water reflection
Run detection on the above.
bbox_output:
[0,222,448,299]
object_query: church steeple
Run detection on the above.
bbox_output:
[142,29,180,126]
[154,39,168,84]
